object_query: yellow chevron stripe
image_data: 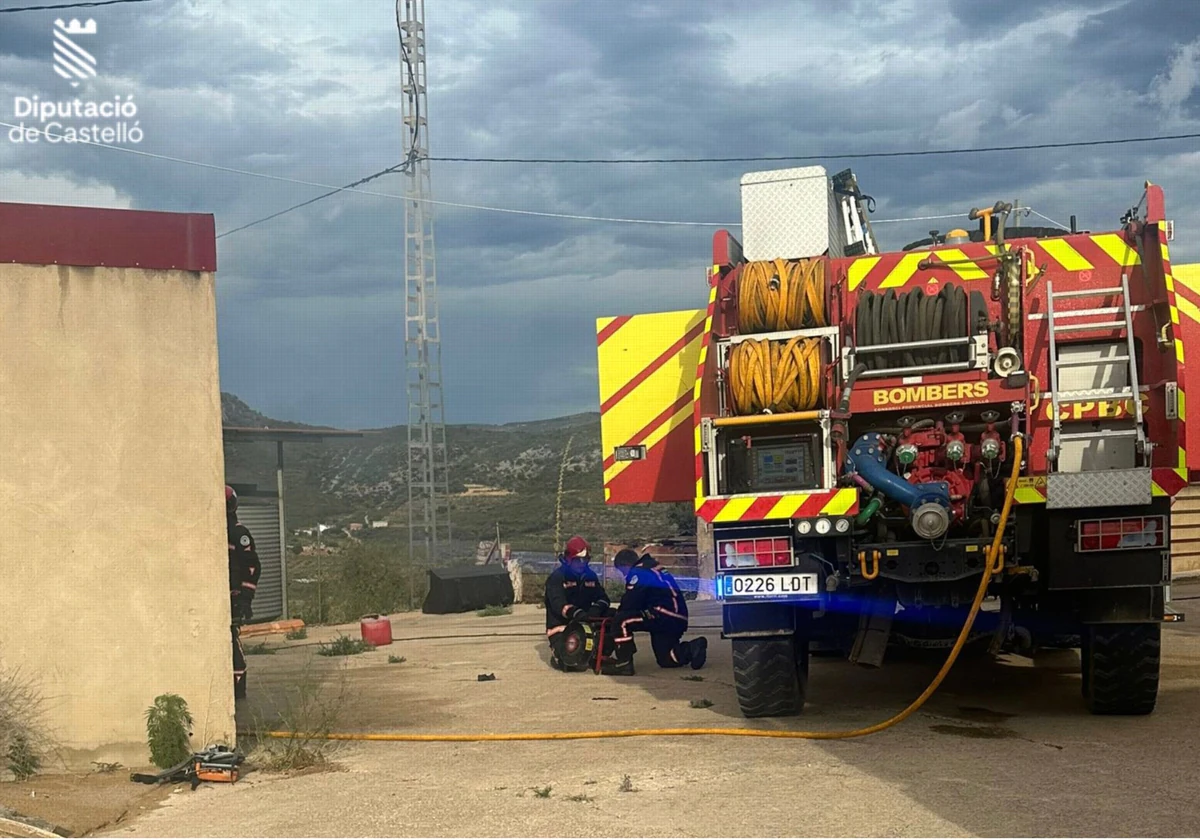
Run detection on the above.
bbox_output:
[1091,233,1142,267]
[1153,482,1167,497]
[821,489,858,515]
[1179,467,1188,482]
[1177,338,1186,366]
[1179,389,1187,423]
[1040,239,1093,272]
[764,496,799,520]
[604,488,611,502]
[1013,488,1045,505]
[848,257,881,291]
[1175,264,1200,295]
[1171,304,1182,326]
[932,248,990,281]
[603,400,694,485]
[878,252,927,289]
[1171,291,1200,324]
[712,496,756,523]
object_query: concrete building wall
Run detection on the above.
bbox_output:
[0,204,232,769]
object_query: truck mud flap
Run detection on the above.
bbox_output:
[723,602,797,638]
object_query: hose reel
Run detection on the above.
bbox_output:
[853,284,983,371]
[737,258,827,333]
[727,336,824,415]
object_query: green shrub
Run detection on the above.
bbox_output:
[146,694,193,769]
[285,627,308,641]
[7,734,39,780]
[476,605,512,617]
[316,636,375,657]
[244,642,276,655]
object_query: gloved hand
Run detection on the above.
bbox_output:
[569,607,588,622]
[640,609,656,622]
[586,603,609,619]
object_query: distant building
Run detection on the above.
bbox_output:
[348,522,363,532]
[371,520,389,528]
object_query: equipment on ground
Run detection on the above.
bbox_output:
[422,565,515,614]
[131,746,244,789]
[597,165,1192,719]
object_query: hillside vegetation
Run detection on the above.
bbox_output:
[221,394,691,554]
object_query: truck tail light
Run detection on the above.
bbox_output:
[1076,515,1167,552]
[717,537,793,570]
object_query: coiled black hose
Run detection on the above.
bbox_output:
[854,284,969,371]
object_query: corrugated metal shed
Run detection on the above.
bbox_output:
[236,499,283,624]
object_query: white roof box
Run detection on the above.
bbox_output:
[740,166,847,262]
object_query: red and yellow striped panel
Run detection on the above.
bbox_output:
[693,275,719,506]
[1012,470,1188,505]
[698,488,860,524]
[598,307,706,504]
[846,233,1143,291]
[1159,233,1188,483]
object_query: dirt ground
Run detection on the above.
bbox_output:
[4,582,1200,837]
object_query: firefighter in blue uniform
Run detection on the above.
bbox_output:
[227,486,260,700]
[544,536,612,670]
[609,549,707,674]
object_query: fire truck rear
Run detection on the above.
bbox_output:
[597,167,1192,718]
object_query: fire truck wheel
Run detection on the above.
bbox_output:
[1081,622,1160,715]
[732,637,807,718]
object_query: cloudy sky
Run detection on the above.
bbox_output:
[2,0,1200,428]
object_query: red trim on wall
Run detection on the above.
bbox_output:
[0,202,216,272]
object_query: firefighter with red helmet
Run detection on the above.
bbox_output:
[609,549,707,674]
[544,536,612,671]
[226,485,260,699]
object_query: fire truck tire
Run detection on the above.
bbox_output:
[1081,622,1160,715]
[732,637,807,718]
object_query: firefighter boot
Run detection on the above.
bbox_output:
[603,641,636,676]
[602,656,635,676]
[689,637,708,670]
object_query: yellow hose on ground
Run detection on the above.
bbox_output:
[738,258,826,333]
[249,441,1024,745]
[728,336,823,415]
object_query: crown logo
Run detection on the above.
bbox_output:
[55,18,97,35]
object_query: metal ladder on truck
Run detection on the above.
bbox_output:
[1045,274,1148,483]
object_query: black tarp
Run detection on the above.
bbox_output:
[422,565,515,615]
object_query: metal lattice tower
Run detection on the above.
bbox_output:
[399,0,451,573]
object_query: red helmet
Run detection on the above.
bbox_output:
[225,485,237,514]
[563,535,590,560]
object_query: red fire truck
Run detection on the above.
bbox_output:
[597,167,1192,718]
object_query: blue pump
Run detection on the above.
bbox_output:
[846,432,952,538]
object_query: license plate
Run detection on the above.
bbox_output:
[719,572,819,600]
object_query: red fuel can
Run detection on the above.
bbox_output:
[360,614,393,647]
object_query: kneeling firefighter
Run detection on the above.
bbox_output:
[544,536,612,671]
[609,549,707,675]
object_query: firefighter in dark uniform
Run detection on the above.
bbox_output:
[610,549,707,674]
[544,536,611,671]
[227,486,260,700]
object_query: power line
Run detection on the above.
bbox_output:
[216,163,405,239]
[0,0,159,13]
[0,121,1057,235]
[429,132,1200,164]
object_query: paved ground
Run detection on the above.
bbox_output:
[83,581,1200,838]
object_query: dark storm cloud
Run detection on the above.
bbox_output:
[4,0,1200,427]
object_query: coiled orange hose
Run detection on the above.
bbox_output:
[737,258,826,333]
